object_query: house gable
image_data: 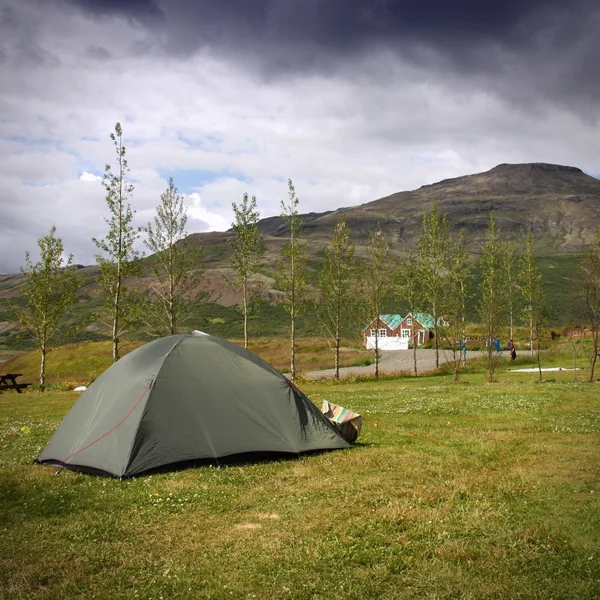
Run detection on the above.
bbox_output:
[363,314,403,335]
[363,315,402,338]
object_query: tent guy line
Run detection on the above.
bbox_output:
[53,380,153,476]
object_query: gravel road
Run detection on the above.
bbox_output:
[302,348,486,380]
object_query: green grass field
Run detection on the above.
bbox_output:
[1,368,599,599]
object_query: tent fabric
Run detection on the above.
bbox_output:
[36,334,349,478]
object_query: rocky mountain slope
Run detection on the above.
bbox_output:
[236,162,600,258]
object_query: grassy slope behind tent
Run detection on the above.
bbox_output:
[0,337,369,387]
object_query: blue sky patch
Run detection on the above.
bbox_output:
[156,168,250,194]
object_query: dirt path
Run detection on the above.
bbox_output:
[302,348,487,380]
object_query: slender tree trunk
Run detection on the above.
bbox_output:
[334,332,340,379]
[529,317,534,356]
[433,315,440,369]
[113,148,124,363]
[461,281,466,338]
[590,328,599,381]
[487,316,493,382]
[413,331,418,375]
[40,344,46,391]
[243,279,248,349]
[112,275,121,363]
[375,329,379,378]
[290,233,296,381]
[453,347,459,383]
[536,332,543,382]
[290,307,295,381]
[169,267,175,336]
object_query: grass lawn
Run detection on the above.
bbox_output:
[1,373,599,599]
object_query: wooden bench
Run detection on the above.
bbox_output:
[0,373,31,393]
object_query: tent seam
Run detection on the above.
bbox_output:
[121,335,187,477]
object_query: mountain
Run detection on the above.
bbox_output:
[1,162,598,346]
[222,162,600,257]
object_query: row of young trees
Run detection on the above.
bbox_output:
[313,207,549,384]
[16,123,600,387]
[17,124,203,387]
[259,198,598,385]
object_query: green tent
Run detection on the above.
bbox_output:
[36,334,349,478]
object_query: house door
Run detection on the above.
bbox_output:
[419,329,425,345]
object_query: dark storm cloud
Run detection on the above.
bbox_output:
[59,0,573,52]
[63,0,564,48]
[0,3,60,67]
[61,0,164,22]
[61,0,588,56]
[60,0,600,108]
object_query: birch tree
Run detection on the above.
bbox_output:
[579,227,600,381]
[316,218,358,379]
[439,231,470,382]
[230,193,263,348]
[397,250,421,375]
[502,240,518,341]
[362,226,394,378]
[478,212,505,382]
[19,227,78,389]
[418,204,451,368]
[518,232,547,381]
[143,177,201,336]
[93,122,141,362]
[275,179,308,382]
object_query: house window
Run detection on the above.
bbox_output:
[407,318,412,326]
[379,329,387,337]
[401,329,411,338]
[370,329,376,337]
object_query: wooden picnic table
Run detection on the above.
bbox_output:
[0,373,31,393]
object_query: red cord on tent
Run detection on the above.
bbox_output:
[55,380,153,473]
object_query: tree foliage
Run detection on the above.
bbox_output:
[144,177,201,337]
[92,122,141,362]
[417,204,451,368]
[275,179,308,381]
[579,227,600,380]
[19,226,78,389]
[230,193,264,348]
[502,240,518,341]
[478,213,505,382]
[316,218,358,379]
[361,226,395,378]
[439,231,470,382]
[397,250,422,375]
[518,232,547,380]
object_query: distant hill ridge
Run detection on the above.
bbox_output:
[220,162,600,256]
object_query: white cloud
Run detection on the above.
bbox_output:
[186,192,231,232]
[80,171,101,182]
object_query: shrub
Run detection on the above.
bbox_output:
[351,357,372,367]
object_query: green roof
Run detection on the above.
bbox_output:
[380,314,403,330]
[411,312,444,329]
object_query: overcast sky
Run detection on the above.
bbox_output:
[1,0,599,273]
